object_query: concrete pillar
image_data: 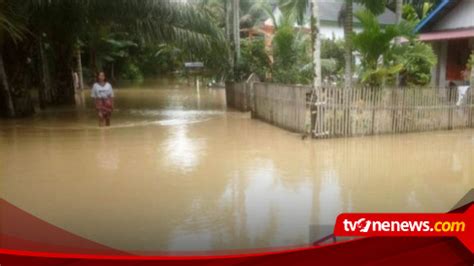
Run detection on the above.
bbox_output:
[430,42,439,87]
[439,41,448,89]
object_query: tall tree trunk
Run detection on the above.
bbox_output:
[39,37,52,108]
[111,63,115,81]
[395,0,403,87]
[344,0,353,89]
[224,0,234,80]
[311,0,321,89]
[232,0,240,63]
[306,0,322,138]
[90,47,97,75]
[76,47,84,90]
[52,44,75,104]
[395,0,403,43]
[0,51,15,117]
[342,0,353,136]
[225,0,232,42]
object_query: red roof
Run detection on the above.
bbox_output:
[419,28,474,41]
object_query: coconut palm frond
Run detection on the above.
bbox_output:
[279,0,308,26]
[0,1,28,43]
[355,0,386,16]
[28,0,227,57]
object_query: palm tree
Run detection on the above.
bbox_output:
[0,0,26,117]
[279,0,320,137]
[394,0,403,87]
[277,0,321,88]
[1,0,227,116]
[281,0,388,89]
[352,9,415,88]
[340,0,387,89]
[343,0,353,89]
[0,48,15,117]
[310,0,321,89]
[232,0,241,63]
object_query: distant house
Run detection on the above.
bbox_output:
[416,0,474,88]
[262,1,397,40]
[252,1,397,65]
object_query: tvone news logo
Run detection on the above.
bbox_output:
[342,218,465,233]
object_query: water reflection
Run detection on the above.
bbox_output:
[319,170,342,226]
[161,124,206,173]
[96,131,120,171]
[0,79,472,253]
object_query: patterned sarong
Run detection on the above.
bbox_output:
[95,98,113,118]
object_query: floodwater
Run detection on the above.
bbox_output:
[1,79,473,253]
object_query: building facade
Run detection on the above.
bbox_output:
[416,0,474,88]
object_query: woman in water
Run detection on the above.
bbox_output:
[91,71,114,127]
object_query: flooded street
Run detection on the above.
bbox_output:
[1,79,473,253]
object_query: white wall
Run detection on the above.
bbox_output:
[320,24,362,40]
[320,25,344,39]
[433,0,474,31]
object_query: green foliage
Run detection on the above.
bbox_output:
[272,24,298,83]
[0,1,27,43]
[235,38,271,81]
[271,20,313,84]
[120,63,144,82]
[94,33,138,72]
[356,0,387,15]
[353,9,420,87]
[468,51,474,85]
[402,2,433,24]
[321,39,345,80]
[402,0,436,21]
[402,4,421,23]
[142,44,183,76]
[353,10,399,68]
[273,25,297,66]
[467,51,474,70]
[278,0,309,25]
[391,41,437,86]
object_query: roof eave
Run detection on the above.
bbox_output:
[415,0,458,33]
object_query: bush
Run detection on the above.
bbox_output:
[272,25,313,84]
[235,38,271,81]
[393,41,437,86]
[120,63,144,82]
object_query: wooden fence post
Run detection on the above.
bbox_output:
[469,85,473,128]
[371,87,376,135]
[448,87,453,130]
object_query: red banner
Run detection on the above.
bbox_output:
[1,199,473,265]
[334,204,474,253]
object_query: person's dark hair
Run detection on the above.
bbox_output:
[96,71,107,83]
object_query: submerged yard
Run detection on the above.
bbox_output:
[1,80,472,252]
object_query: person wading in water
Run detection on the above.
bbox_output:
[91,71,114,127]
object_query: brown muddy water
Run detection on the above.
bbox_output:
[0,79,473,253]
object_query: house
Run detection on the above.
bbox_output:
[253,1,397,66]
[415,0,474,88]
[261,1,397,40]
